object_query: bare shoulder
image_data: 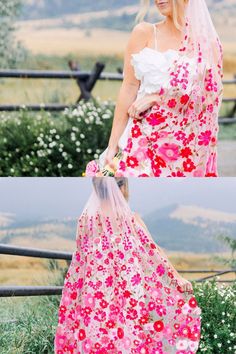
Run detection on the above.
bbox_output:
[132,21,152,34]
[132,21,153,38]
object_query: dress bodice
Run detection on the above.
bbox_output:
[130,47,198,98]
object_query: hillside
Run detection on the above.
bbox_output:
[0,204,236,253]
[15,0,236,59]
[21,0,235,21]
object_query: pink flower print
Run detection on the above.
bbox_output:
[82,338,93,353]
[131,273,142,286]
[133,147,147,161]
[189,340,199,351]
[124,138,133,153]
[198,130,212,146]
[94,309,106,322]
[193,168,205,177]
[138,137,148,147]
[105,275,113,287]
[207,104,214,113]
[163,324,172,337]
[166,296,175,306]
[158,143,180,162]
[122,337,132,350]
[174,131,186,141]
[85,160,99,176]
[55,334,67,348]
[176,340,188,350]
[156,305,167,317]
[118,160,126,172]
[146,112,166,126]
[156,264,165,276]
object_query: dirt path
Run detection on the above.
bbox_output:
[218,140,236,176]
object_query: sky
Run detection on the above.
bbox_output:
[0,178,236,221]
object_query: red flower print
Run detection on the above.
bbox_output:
[171,171,185,177]
[146,112,166,126]
[139,315,149,325]
[150,131,160,142]
[117,328,124,339]
[168,99,177,108]
[178,299,185,307]
[78,329,86,341]
[131,273,142,286]
[153,155,167,168]
[153,320,164,332]
[123,290,132,298]
[131,125,142,139]
[100,299,109,309]
[205,172,217,177]
[198,130,212,146]
[105,276,113,287]
[158,143,180,162]
[148,301,156,311]
[183,158,196,172]
[180,147,192,158]
[106,320,115,328]
[189,297,198,308]
[126,156,139,168]
[180,94,190,105]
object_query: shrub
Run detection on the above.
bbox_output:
[0,99,114,176]
[193,279,236,353]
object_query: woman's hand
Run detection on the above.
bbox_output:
[177,276,193,294]
[104,145,119,169]
[128,93,159,120]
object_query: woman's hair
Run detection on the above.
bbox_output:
[135,0,189,31]
[92,177,129,201]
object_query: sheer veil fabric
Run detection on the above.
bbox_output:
[85,0,224,177]
[54,178,201,354]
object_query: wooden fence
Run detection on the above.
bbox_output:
[0,61,236,124]
[0,244,235,297]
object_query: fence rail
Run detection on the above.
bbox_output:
[0,63,236,123]
[0,244,235,297]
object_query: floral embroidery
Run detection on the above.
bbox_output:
[54,213,201,354]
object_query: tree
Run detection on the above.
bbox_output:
[0,0,27,68]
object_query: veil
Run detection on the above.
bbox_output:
[164,0,224,175]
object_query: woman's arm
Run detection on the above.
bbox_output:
[105,22,158,165]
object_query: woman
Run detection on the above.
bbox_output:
[85,0,223,177]
[54,178,201,353]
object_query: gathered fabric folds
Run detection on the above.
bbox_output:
[54,178,201,353]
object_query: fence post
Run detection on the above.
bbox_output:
[68,60,105,102]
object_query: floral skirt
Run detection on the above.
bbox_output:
[85,104,219,178]
[54,229,201,353]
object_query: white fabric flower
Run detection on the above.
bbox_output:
[131,48,179,94]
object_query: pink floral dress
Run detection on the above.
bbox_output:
[54,212,201,354]
[87,24,223,178]
[114,49,221,177]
